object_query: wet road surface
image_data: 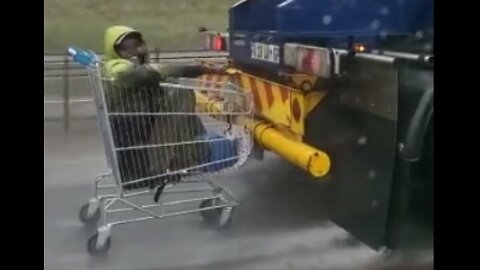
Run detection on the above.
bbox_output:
[44,119,433,270]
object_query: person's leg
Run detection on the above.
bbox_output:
[110,116,148,190]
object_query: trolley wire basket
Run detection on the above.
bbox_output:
[69,48,254,256]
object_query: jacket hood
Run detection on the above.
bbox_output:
[104,25,142,60]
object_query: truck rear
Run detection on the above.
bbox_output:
[199,0,433,252]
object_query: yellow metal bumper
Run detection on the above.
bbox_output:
[195,90,330,178]
[196,70,325,137]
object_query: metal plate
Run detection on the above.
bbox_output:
[335,59,398,121]
[250,42,280,64]
[304,59,398,250]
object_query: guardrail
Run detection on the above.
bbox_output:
[44,50,227,132]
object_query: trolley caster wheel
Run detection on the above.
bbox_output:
[332,234,361,248]
[216,208,234,230]
[199,199,233,230]
[79,203,101,225]
[87,233,111,256]
[379,246,394,257]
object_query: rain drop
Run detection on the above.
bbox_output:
[357,136,368,145]
[415,31,424,39]
[371,20,381,30]
[380,7,390,15]
[323,15,333,25]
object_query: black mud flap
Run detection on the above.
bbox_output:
[305,58,400,250]
[305,57,433,251]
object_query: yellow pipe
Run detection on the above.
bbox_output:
[248,120,331,178]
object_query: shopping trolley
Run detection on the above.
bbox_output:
[69,48,254,256]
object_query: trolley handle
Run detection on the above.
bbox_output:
[67,47,99,67]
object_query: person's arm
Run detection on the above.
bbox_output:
[105,59,163,87]
[150,63,226,78]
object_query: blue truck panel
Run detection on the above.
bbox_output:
[228,0,433,68]
[230,0,432,34]
[230,0,286,31]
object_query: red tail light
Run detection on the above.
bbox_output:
[299,48,321,74]
[213,35,224,51]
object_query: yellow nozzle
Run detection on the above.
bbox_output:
[248,120,330,178]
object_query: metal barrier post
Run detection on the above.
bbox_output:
[155,48,160,63]
[63,53,70,132]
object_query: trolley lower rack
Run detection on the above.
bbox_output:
[79,171,239,256]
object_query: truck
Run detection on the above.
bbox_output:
[197,0,433,252]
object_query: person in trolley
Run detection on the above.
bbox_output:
[102,25,226,194]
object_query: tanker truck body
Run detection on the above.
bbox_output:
[199,0,433,251]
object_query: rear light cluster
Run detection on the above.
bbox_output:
[213,35,225,51]
[202,32,229,52]
[284,43,332,78]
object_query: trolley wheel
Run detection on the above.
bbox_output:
[87,233,111,256]
[199,199,233,230]
[79,203,101,225]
